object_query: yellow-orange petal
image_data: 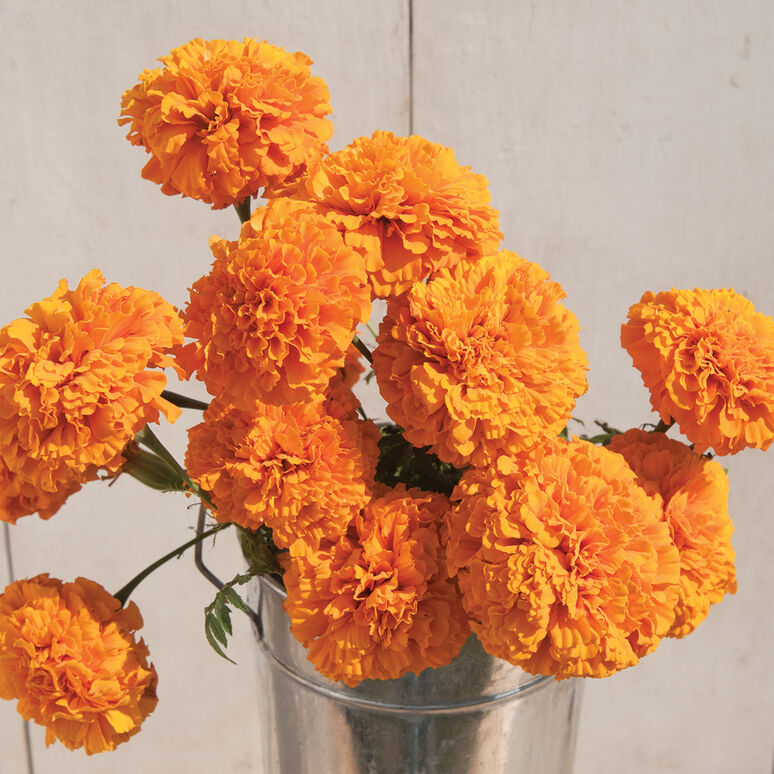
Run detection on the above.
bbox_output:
[283,484,470,685]
[622,288,774,455]
[373,251,588,467]
[119,38,333,209]
[0,575,158,755]
[445,437,680,679]
[608,428,736,637]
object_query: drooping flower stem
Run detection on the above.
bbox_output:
[114,522,231,606]
[234,197,252,224]
[161,390,210,411]
[352,335,373,364]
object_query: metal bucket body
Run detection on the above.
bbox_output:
[254,575,583,774]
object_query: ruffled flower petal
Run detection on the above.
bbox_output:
[622,288,774,455]
[283,484,470,686]
[372,252,588,468]
[445,437,681,679]
[276,131,502,298]
[0,270,184,522]
[608,428,736,637]
[186,397,379,552]
[0,575,158,755]
[176,198,371,407]
[119,38,333,209]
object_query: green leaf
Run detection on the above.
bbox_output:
[202,569,269,663]
[239,527,283,576]
[206,609,228,646]
[373,425,464,496]
[204,615,236,664]
[223,585,252,614]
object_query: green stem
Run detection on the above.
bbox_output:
[135,425,186,476]
[121,443,189,492]
[365,322,379,340]
[161,390,210,411]
[234,197,252,224]
[134,425,214,508]
[113,522,231,606]
[653,418,675,434]
[352,335,373,364]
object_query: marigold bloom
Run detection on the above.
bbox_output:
[0,457,80,524]
[281,131,502,297]
[283,484,469,686]
[176,198,371,407]
[622,288,774,455]
[0,575,158,755]
[372,252,588,468]
[0,270,183,519]
[186,398,379,551]
[608,428,736,637]
[119,38,332,209]
[445,438,680,679]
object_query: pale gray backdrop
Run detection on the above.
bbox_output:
[0,2,772,772]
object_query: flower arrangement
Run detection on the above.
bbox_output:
[0,35,772,758]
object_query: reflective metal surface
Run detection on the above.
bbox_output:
[254,575,583,774]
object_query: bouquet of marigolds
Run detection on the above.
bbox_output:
[0,36,771,757]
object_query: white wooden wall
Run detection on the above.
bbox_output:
[1,2,772,772]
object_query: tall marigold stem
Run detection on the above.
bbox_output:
[161,390,210,411]
[113,522,231,606]
[234,197,252,224]
[352,335,373,364]
[653,418,675,434]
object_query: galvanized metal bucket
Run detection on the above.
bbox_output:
[253,574,583,774]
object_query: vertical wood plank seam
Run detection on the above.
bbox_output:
[2,524,15,584]
[408,0,414,134]
[3,523,36,774]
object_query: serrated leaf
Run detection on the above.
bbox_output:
[202,567,270,663]
[206,609,229,645]
[204,618,236,664]
[223,586,251,614]
[219,608,234,637]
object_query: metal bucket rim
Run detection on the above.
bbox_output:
[256,575,555,714]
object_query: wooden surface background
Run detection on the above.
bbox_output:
[0,2,772,771]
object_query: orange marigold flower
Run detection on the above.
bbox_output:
[280,131,502,297]
[608,428,736,638]
[0,574,158,755]
[176,198,371,407]
[186,398,379,552]
[0,270,184,520]
[0,457,81,525]
[119,38,332,209]
[372,252,588,468]
[445,438,680,679]
[283,484,469,686]
[622,288,774,455]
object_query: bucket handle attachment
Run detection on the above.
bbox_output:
[193,503,263,638]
